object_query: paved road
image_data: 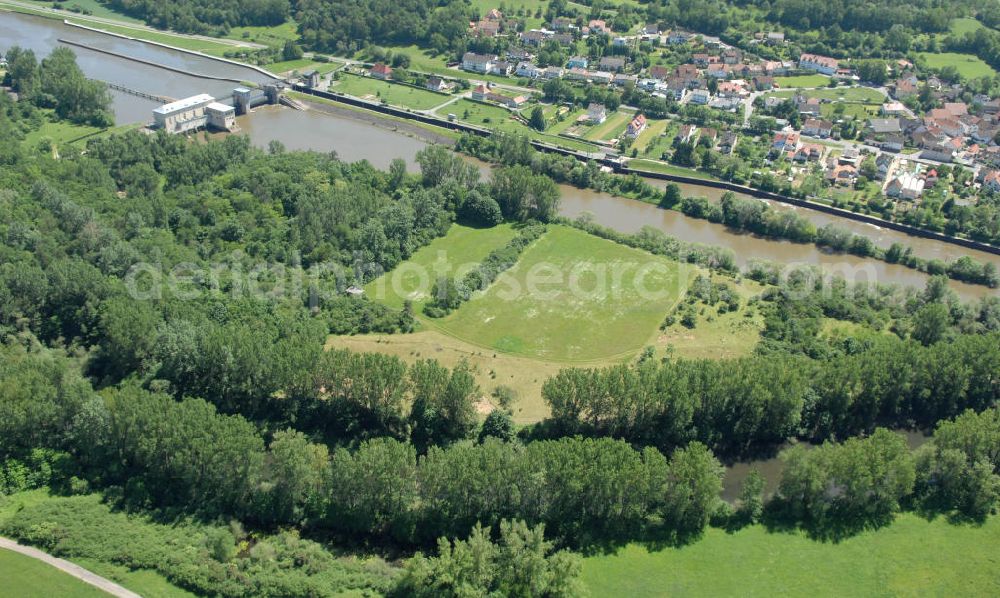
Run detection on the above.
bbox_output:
[0,537,141,598]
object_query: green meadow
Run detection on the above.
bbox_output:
[364,223,518,310]
[430,225,689,361]
[918,52,997,79]
[580,514,1000,597]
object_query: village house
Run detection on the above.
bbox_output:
[668,30,692,45]
[649,65,670,80]
[881,101,907,116]
[471,84,490,102]
[716,80,747,98]
[793,142,825,162]
[515,62,541,79]
[626,113,647,138]
[676,124,698,144]
[718,131,738,154]
[612,36,631,48]
[462,52,497,74]
[599,56,627,72]
[551,17,573,30]
[565,67,589,81]
[752,75,775,91]
[589,70,614,85]
[664,78,688,100]
[802,118,833,138]
[893,76,919,99]
[589,19,610,34]
[587,102,608,124]
[567,56,589,69]
[542,66,564,79]
[520,30,548,46]
[689,88,711,105]
[875,153,895,179]
[425,76,451,92]
[982,169,1000,193]
[825,164,857,186]
[470,20,500,37]
[370,63,393,80]
[867,118,902,136]
[766,31,785,45]
[613,73,638,87]
[798,53,839,75]
[772,131,801,155]
[886,171,925,200]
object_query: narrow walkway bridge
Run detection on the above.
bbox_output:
[105,82,174,104]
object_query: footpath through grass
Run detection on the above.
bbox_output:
[580,513,1000,597]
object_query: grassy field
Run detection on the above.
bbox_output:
[225,20,299,47]
[768,86,885,103]
[0,549,109,598]
[627,159,720,181]
[580,514,1000,597]
[654,276,765,360]
[333,73,450,110]
[774,74,831,88]
[918,52,997,79]
[364,223,518,310]
[949,17,985,36]
[63,18,237,55]
[821,102,880,120]
[429,225,690,362]
[437,99,601,153]
[21,118,105,149]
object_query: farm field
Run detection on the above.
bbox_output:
[918,52,997,79]
[580,514,1000,597]
[332,73,450,110]
[431,225,690,362]
[364,223,518,310]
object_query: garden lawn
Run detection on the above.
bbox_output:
[0,549,108,598]
[431,225,689,361]
[332,73,450,110]
[581,514,1000,597]
[918,52,997,79]
[365,223,518,310]
[774,74,831,88]
[583,109,633,142]
[439,98,515,127]
[766,86,885,103]
[632,117,669,153]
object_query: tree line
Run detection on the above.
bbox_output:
[538,332,1000,458]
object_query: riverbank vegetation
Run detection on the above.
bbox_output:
[458,130,1000,288]
[3,46,112,127]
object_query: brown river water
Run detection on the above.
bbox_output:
[0,11,966,492]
